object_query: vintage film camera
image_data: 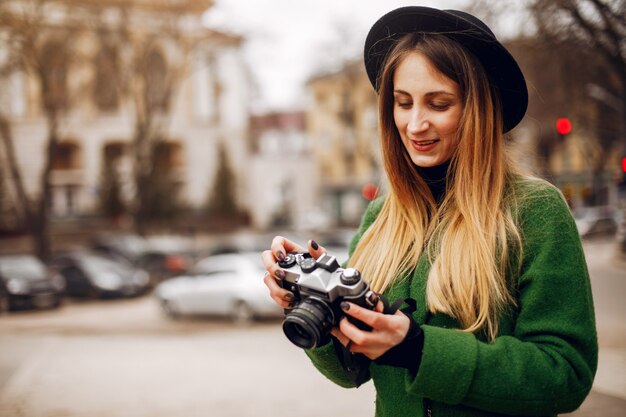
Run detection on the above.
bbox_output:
[276,252,378,349]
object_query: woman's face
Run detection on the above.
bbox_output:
[392,51,463,168]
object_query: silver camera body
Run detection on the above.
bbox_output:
[277,252,377,349]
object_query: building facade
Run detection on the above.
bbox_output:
[0,0,251,227]
[306,61,381,227]
[248,112,318,230]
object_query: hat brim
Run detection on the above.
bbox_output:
[364,6,528,133]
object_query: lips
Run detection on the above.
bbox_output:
[410,139,439,152]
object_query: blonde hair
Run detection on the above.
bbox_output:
[349,34,523,340]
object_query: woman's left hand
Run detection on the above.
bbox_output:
[330,301,411,360]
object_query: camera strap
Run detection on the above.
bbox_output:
[380,295,417,316]
[332,296,417,388]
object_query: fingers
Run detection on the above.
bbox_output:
[262,271,295,309]
[261,249,284,280]
[307,239,326,260]
[338,302,411,359]
[330,328,351,347]
[340,301,384,329]
[262,236,305,309]
[270,236,305,262]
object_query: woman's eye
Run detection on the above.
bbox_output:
[396,102,412,109]
[430,103,450,111]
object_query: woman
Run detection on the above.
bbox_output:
[262,6,597,417]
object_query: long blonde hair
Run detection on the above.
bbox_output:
[349,34,523,340]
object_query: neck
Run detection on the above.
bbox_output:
[415,160,450,202]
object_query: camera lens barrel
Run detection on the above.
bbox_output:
[282,297,334,349]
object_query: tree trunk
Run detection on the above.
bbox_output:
[132,118,150,236]
[0,115,34,225]
[34,111,60,261]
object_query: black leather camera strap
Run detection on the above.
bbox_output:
[332,296,417,387]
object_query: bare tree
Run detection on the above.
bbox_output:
[470,0,624,203]
[530,0,625,203]
[89,3,200,234]
[0,0,80,259]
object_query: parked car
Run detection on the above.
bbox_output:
[0,277,10,313]
[0,255,64,310]
[91,233,194,285]
[91,233,146,263]
[154,252,282,323]
[48,251,150,298]
[574,206,620,238]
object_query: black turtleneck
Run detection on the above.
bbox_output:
[415,160,450,203]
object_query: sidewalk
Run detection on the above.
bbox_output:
[567,239,626,416]
[564,390,626,416]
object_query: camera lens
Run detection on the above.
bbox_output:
[282,297,334,349]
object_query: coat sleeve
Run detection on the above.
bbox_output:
[404,183,598,415]
[303,197,386,388]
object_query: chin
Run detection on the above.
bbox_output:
[410,155,443,168]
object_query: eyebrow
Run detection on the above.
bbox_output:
[393,89,456,97]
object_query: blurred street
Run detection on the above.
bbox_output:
[0,238,624,417]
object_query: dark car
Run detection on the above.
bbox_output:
[91,233,193,285]
[0,278,9,313]
[49,251,150,298]
[0,255,64,310]
[574,206,620,239]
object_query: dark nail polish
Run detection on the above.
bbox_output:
[284,293,294,301]
[276,251,285,261]
[340,301,350,311]
[275,270,285,280]
[310,240,319,250]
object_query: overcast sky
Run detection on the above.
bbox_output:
[202,0,473,114]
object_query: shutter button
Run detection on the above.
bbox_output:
[340,268,361,285]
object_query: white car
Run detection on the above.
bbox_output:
[154,253,282,323]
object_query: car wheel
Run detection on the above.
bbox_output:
[0,296,9,314]
[232,301,254,325]
[52,295,63,309]
[161,298,180,319]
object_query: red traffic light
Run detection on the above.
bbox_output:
[361,183,379,201]
[622,157,626,173]
[556,118,572,136]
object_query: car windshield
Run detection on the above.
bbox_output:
[0,256,47,281]
[192,253,265,276]
[245,254,267,274]
[99,235,147,258]
[80,254,132,276]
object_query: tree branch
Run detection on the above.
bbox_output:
[564,1,625,76]
[0,114,34,224]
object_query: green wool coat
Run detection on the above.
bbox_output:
[305,179,598,417]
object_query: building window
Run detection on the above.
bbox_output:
[103,142,128,164]
[153,141,183,171]
[52,142,81,170]
[94,46,120,112]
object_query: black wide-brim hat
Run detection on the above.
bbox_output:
[364,6,528,132]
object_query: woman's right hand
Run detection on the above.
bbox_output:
[261,236,326,309]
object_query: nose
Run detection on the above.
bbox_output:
[407,108,429,135]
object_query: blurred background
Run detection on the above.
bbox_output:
[0,0,624,416]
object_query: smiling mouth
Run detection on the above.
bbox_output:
[412,139,439,145]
